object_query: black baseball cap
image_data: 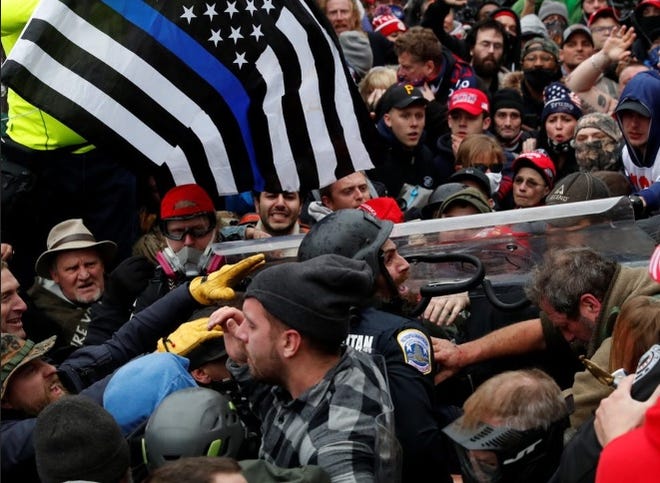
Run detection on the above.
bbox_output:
[378,83,428,114]
[615,100,651,118]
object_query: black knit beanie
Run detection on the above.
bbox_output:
[35,395,130,483]
[491,88,525,117]
[246,254,374,345]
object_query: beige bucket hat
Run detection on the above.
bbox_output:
[34,218,117,278]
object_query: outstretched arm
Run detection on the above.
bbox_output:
[432,318,546,384]
[564,26,636,113]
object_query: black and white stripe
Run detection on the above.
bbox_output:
[2,0,378,197]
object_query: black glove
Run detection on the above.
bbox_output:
[421,0,450,30]
[629,194,648,220]
[103,256,155,307]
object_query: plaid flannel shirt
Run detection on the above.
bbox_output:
[229,347,393,483]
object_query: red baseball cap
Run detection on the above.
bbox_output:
[358,197,404,223]
[636,0,660,13]
[448,88,490,116]
[513,151,557,189]
[160,184,215,220]
[587,7,619,26]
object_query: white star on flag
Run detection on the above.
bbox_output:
[250,24,264,41]
[181,5,196,23]
[204,3,218,20]
[209,28,223,46]
[245,0,258,16]
[225,1,238,18]
[228,26,243,44]
[233,52,247,69]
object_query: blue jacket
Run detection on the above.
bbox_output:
[1,284,202,481]
[616,70,660,213]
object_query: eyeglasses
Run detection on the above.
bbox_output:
[514,176,545,188]
[522,54,555,63]
[163,224,214,241]
[590,26,615,34]
[473,163,504,173]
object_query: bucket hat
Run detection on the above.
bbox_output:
[34,219,117,278]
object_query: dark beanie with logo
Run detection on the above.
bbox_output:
[34,395,130,483]
[246,254,374,346]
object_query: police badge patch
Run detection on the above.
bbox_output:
[397,329,432,375]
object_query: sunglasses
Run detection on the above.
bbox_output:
[472,163,504,173]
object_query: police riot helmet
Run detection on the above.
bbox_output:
[298,209,393,278]
[142,387,245,469]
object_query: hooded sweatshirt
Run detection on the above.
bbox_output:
[615,70,660,213]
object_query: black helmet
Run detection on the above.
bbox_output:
[421,183,468,219]
[298,209,393,278]
[143,387,245,469]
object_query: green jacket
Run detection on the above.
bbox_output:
[511,0,584,26]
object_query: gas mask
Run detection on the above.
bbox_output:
[443,418,568,483]
[156,245,223,279]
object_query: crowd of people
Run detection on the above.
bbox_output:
[2,0,660,482]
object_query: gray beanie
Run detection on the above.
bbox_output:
[520,15,549,39]
[538,0,568,22]
[35,395,130,483]
[339,31,374,79]
[246,254,374,345]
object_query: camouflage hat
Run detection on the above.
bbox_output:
[521,36,560,61]
[438,187,493,216]
[575,113,623,144]
[1,334,56,398]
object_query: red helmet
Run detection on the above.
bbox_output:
[160,184,215,220]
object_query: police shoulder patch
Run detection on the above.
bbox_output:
[396,329,432,375]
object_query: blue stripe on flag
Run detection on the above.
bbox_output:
[100,0,264,189]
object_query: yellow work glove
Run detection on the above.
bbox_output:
[189,253,266,305]
[157,317,223,356]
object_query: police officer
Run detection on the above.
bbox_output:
[297,209,453,483]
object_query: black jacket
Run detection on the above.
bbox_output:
[368,120,452,200]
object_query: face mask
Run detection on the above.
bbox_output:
[548,138,573,153]
[486,172,502,194]
[636,15,660,42]
[544,21,567,46]
[524,68,560,91]
[575,138,620,171]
